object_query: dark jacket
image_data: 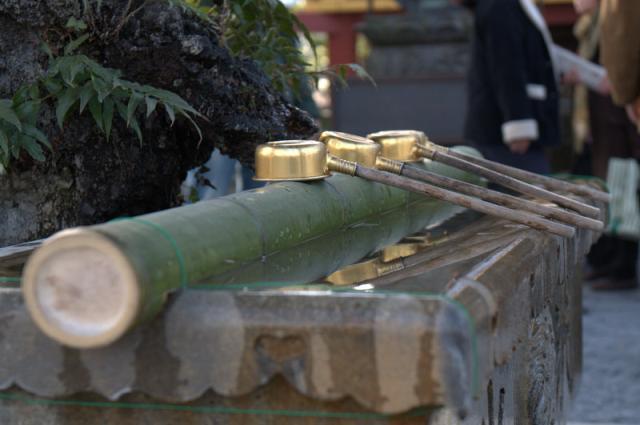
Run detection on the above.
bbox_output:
[464,0,560,173]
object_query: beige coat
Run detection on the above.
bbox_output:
[599,0,640,105]
[572,12,600,153]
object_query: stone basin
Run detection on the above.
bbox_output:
[0,202,600,424]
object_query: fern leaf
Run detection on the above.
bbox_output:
[23,124,51,149]
[0,129,8,157]
[88,97,104,131]
[55,87,80,128]
[103,97,114,140]
[41,42,54,60]
[126,93,143,125]
[91,76,112,102]
[15,101,41,126]
[64,34,90,56]
[65,17,88,32]
[345,64,376,86]
[145,96,158,118]
[10,138,20,159]
[180,110,203,144]
[115,99,128,122]
[20,136,45,161]
[129,116,143,144]
[79,81,94,113]
[164,104,176,125]
[0,101,22,131]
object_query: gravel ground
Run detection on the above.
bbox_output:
[569,285,640,424]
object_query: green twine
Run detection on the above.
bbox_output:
[110,217,189,289]
[0,277,21,282]
[0,277,21,285]
[0,391,430,420]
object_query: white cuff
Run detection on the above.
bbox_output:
[502,119,539,143]
[526,84,547,100]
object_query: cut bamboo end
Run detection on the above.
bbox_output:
[22,229,140,349]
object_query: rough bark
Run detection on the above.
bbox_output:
[0,0,318,246]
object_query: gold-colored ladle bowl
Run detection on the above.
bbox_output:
[367,130,429,162]
[254,140,330,181]
[319,131,381,167]
[251,137,579,238]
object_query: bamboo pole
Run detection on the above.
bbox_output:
[446,149,611,203]
[204,195,450,288]
[22,151,483,349]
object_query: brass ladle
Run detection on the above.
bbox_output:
[319,132,603,232]
[325,235,444,286]
[367,130,603,219]
[324,227,521,287]
[380,130,609,203]
[254,140,575,238]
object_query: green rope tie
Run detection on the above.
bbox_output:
[0,277,21,284]
[111,217,189,289]
[0,391,430,420]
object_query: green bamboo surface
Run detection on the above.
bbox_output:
[28,146,484,326]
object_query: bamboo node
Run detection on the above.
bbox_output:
[375,157,405,174]
[328,156,358,176]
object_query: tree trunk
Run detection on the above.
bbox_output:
[0,0,318,246]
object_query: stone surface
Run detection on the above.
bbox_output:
[0,202,602,424]
[569,286,640,424]
[0,288,474,415]
[0,0,317,246]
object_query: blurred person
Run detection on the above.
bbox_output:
[599,0,640,127]
[182,76,320,201]
[458,0,559,174]
[183,149,265,202]
[569,0,600,158]
[570,0,639,290]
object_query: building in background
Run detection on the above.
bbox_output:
[298,0,578,144]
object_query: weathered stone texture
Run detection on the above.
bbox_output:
[0,0,317,245]
[0,206,600,424]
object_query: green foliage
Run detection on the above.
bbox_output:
[45,54,204,142]
[169,0,219,26]
[311,63,376,88]
[0,32,204,169]
[1,1,373,169]
[180,0,373,100]
[0,89,49,168]
[220,0,317,98]
[65,16,88,32]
